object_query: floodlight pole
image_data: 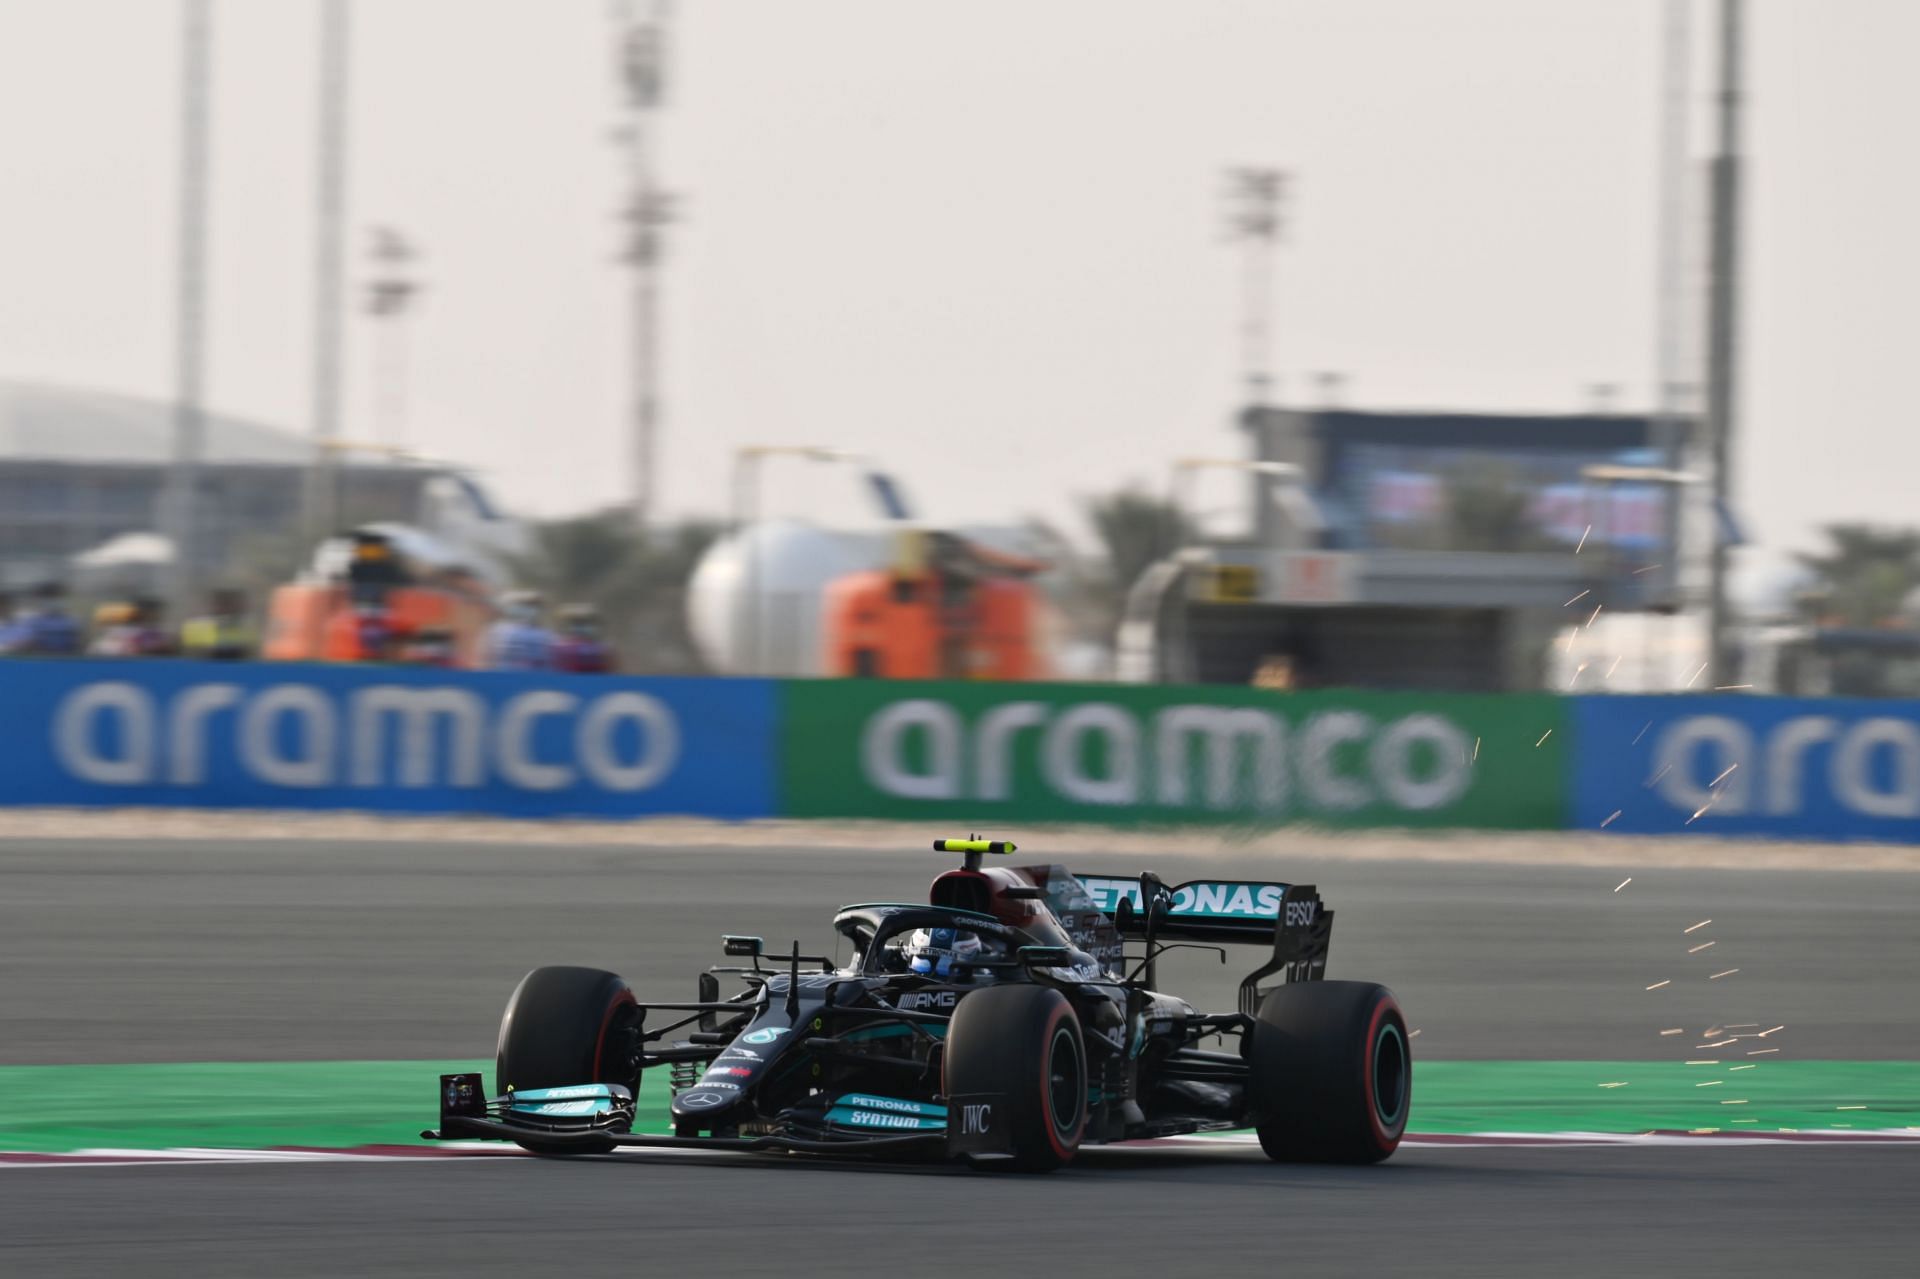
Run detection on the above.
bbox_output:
[305,0,351,545]
[163,0,212,624]
[1703,0,1744,686]
[613,1,672,537]
[365,226,421,451]
[1651,0,1690,586]
[1225,168,1287,408]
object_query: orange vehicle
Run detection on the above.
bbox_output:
[263,528,494,666]
[822,529,1048,679]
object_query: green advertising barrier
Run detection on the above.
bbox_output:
[780,680,1568,828]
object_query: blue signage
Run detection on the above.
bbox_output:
[1573,695,1920,841]
[0,661,778,819]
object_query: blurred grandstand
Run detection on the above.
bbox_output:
[0,381,521,597]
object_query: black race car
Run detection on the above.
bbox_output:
[425,838,1410,1170]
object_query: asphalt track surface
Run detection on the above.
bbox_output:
[3,836,1918,1276]
[2,837,1915,1063]
[4,1144,1917,1277]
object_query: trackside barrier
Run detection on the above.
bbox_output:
[1571,694,1920,840]
[0,661,778,819]
[5,662,1914,842]
[778,681,1570,829]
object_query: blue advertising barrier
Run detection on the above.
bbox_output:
[0,661,778,819]
[1573,695,1920,841]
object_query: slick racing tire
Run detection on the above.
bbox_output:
[944,984,1087,1173]
[1249,981,1409,1165]
[495,966,640,1156]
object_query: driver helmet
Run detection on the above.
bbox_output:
[906,926,982,979]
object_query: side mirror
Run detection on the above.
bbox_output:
[1018,945,1071,967]
[723,935,764,958]
[698,972,720,1032]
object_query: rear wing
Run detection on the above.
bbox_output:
[1074,873,1333,1014]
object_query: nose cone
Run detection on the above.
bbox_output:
[671,1021,795,1118]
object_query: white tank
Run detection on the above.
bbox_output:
[687,520,886,675]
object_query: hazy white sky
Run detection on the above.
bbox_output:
[1,0,1914,575]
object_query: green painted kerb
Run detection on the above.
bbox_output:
[0,1061,668,1155]
[0,1060,1915,1154]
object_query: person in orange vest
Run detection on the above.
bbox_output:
[324,534,414,662]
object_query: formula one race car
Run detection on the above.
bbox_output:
[425,839,1410,1170]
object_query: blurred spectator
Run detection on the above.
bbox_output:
[180,588,257,661]
[401,624,457,667]
[325,598,398,663]
[89,598,175,657]
[1251,653,1296,690]
[1,582,81,655]
[485,590,554,670]
[324,534,413,663]
[552,603,616,673]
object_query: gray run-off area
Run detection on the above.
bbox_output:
[1,836,1916,1063]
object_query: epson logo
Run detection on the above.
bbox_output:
[895,991,958,1011]
[50,681,681,794]
[1285,900,1317,928]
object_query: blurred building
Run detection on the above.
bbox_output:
[1120,406,1702,692]
[0,381,493,590]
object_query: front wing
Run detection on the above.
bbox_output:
[425,1073,964,1158]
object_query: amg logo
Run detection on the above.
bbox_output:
[1285,900,1317,928]
[962,1103,994,1135]
[896,990,958,1011]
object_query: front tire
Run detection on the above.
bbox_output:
[1249,980,1409,1164]
[944,984,1087,1172]
[495,965,639,1156]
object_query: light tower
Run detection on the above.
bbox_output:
[1703,0,1745,686]
[1224,167,1289,408]
[303,0,351,545]
[162,0,212,623]
[610,0,675,535]
[364,226,422,451]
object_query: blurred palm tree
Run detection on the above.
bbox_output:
[1795,524,1920,627]
[511,513,720,672]
[1086,488,1191,601]
[1445,462,1547,552]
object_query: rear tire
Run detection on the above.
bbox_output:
[944,984,1086,1172]
[1249,980,1409,1164]
[495,966,639,1156]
